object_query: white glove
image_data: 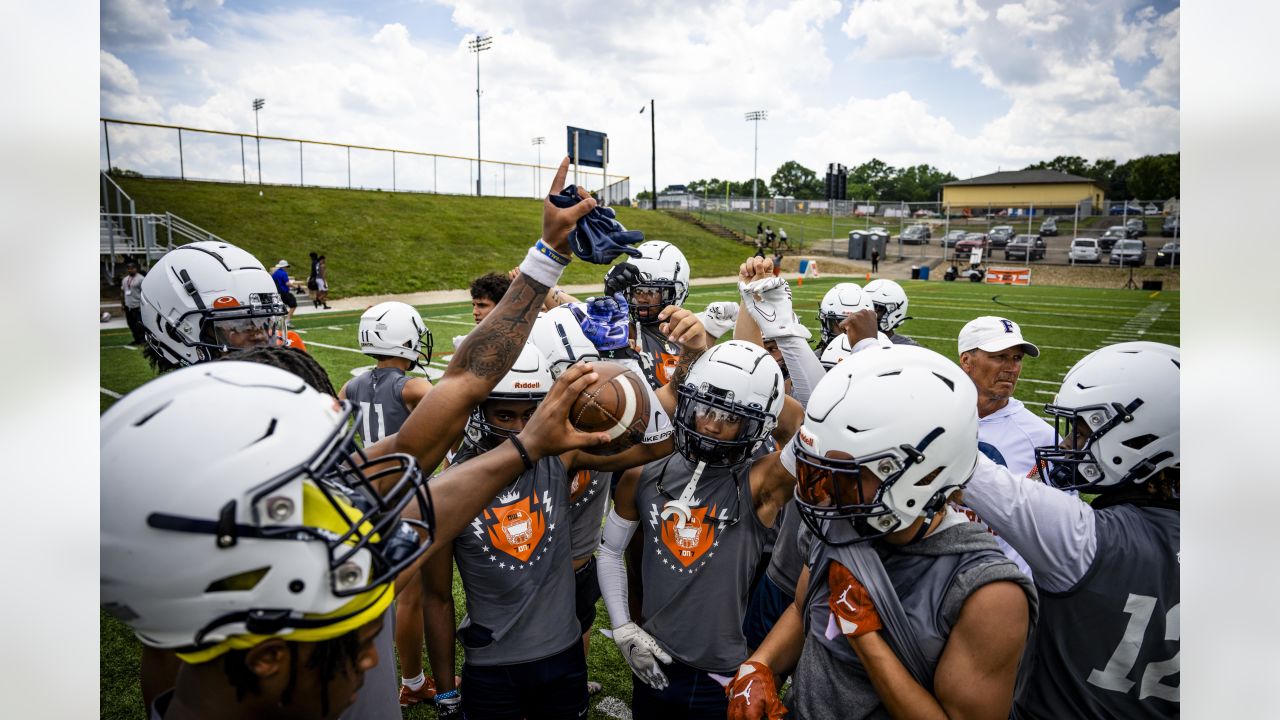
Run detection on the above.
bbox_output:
[696,301,739,339]
[739,276,811,341]
[613,621,673,690]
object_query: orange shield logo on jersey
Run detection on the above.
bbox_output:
[654,351,680,385]
[661,505,716,567]
[484,495,546,563]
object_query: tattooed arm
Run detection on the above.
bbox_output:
[373,157,596,473]
[653,304,709,413]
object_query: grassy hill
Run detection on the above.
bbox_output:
[114,178,751,298]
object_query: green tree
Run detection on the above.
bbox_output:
[1025,155,1091,177]
[1125,153,1179,200]
[884,164,957,202]
[849,158,895,198]
[769,161,822,199]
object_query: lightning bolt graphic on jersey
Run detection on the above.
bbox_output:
[470,515,486,541]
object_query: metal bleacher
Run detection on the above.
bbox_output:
[100,171,229,283]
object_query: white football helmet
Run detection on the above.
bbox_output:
[863,278,910,333]
[529,305,602,379]
[359,301,433,369]
[464,343,554,451]
[818,330,892,369]
[622,240,691,324]
[818,283,874,345]
[1036,341,1180,492]
[139,241,287,368]
[101,362,433,655]
[674,340,784,466]
[792,344,978,545]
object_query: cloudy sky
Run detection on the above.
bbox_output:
[100,0,1180,196]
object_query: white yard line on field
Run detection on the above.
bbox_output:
[101,387,122,399]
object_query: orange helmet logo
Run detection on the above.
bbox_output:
[212,296,240,309]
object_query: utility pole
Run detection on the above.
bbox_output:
[252,98,264,184]
[745,110,767,212]
[640,100,656,209]
[531,136,545,195]
[468,34,492,196]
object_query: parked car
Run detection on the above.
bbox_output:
[1005,234,1047,261]
[1099,226,1128,252]
[900,224,931,244]
[955,233,990,259]
[1070,238,1101,263]
[1109,202,1143,215]
[1143,203,1161,215]
[1154,241,1180,266]
[1109,238,1148,266]
[941,229,967,247]
[1125,218,1146,238]
[988,225,1015,249]
[913,208,939,218]
[1161,215,1179,237]
[1038,216,1059,236]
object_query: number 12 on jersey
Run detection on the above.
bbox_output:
[1087,593,1179,703]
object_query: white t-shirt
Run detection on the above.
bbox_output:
[955,397,1057,578]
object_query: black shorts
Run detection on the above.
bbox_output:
[280,291,297,309]
[574,557,600,634]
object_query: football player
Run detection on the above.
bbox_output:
[959,341,1180,718]
[339,302,435,446]
[863,278,919,346]
[815,282,874,356]
[417,342,679,719]
[619,240,691,388]
[137,240,289,373]
[598,314,806,718]
[729,344,1036,720]
[102,358,612,720]
[469,272,511,324]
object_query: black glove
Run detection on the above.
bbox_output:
[549,185,645,263]
[604,262,643,296]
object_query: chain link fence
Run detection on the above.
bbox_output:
[100,118,630,205]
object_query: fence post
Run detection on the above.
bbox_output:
[299,141,304,186]
[178,128,185,180]
[392,151,396,192]
[347,146,351,189]
[241,136,246,184]
[433,155,437,193]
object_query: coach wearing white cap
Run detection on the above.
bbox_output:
[955,316,1057,577]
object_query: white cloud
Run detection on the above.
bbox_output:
[843,0,988,60]
[101,0,207,52]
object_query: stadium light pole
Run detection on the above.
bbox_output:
[745,110,767,212]
[468,34,492,196]
[532,136,545,196]
[639,100,656,209]
[252,98,265,184]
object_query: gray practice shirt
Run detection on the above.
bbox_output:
[636,454,767,674]
[344,367,412,444]
[568,469,611,562]
[888,332,920,347]
[785,517,1037,720]
[764,494,808,598]
[451,448,579,666]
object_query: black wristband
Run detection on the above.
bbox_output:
[508,435,535,471]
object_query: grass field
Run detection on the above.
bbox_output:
[113,178,754,299]
[99,276,1179,719]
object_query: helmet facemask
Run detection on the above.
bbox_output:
[183,291,289,362]
[792,428,959,546]
[464,395,543,453]
[1035,398,1167,492]
[818,311,847,346]
[627,278,679,325]
[673,382,773,467]
[872,300,902,333]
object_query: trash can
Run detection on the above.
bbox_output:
[1142,280,1163,291]
[919,265,930,281]
[910,265,920,280]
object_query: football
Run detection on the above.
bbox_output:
[570,361,650,455]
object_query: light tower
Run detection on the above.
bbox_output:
[468,34,493,196]
[744,110,767,211]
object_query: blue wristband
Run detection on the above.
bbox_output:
[436,689,460,700]
[534,239,571,266]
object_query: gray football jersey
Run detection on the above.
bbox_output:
[634,323,683,389]
[452,450,579,666]
[1017,504,1179,719]
[764,494,807,598]
[888,332,920,347]
[344,367,412,444]
[636,454,767,673]
[786,520,1036,719]
[569,469,611,561]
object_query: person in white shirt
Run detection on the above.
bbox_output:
[954,316,1057,577]
[120,260,145,345]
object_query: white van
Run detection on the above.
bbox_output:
[1070,238,1100,263]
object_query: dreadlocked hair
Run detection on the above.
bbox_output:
[140,337,181,374]
[223,346,336,397]
[221,629,363,715]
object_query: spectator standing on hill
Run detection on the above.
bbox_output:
[120,260,145,345]
[316,254,332,309]
[271,259,300,324]
[778,227,790,250]
[307,251,321,306]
